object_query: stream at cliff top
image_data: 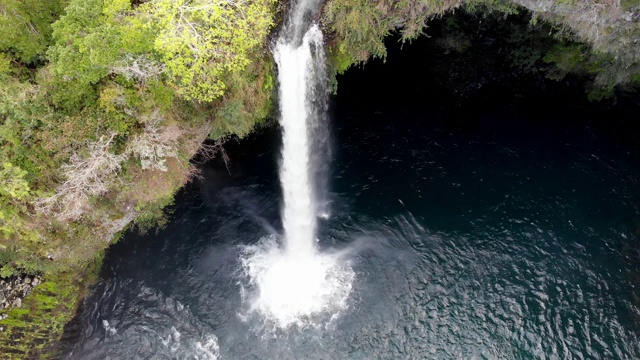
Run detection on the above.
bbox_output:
[59,40,640,359]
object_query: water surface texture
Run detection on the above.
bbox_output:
[60,47,640,360]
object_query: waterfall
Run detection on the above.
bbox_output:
[276,25,323,258]
[239,1,354,329]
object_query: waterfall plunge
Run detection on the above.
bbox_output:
[277,27,320,257]
[239,21,354,329]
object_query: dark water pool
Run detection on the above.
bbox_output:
[59,37,640,359]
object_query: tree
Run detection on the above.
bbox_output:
[48,0,132,85]
[127,115,181,172]
[0,0,67,64]
[0,162,35,239]
[139,0,276,101]
[35,133,125,221]
[45,0,159,114]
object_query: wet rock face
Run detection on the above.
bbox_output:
[0,275,41,311]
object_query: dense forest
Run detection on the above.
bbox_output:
[1,0,640,355]
[0,0,276,277]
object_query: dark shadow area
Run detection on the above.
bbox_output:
[335,10,640,147]
[333,9,640,335]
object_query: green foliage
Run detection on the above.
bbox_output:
[44,76,99,114]
[139,0,276,101]
[0,53,11,76]
[98,83,140,135]
[132,192,174,234]
[0,79,61,179]
[0,270,95,358]
[542,42,624,100]
[46,0,158,113]
[210,52,276,139]
[323,0,464,65]
[543,43,593,79]
[622,0,640,10]
[46,0,276,114]
[48,0,133,85]
[146,80,176,112]
[0,265,14,278]
[0,163,31,201]
[0,162,37,248]
[587,85,615,101]
[323,0,392,61]
[465,0,520,14]
[327,43,358,76]
[0,0,67,64]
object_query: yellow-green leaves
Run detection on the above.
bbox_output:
[140,0,276,102]
[46,0,158,113]
[0,162,35,240]
[0,162,31,200]
[48,0,275,105]
[0,53,11,77]
[103,0,132,18]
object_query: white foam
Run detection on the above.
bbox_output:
[241,236,354,328]
[102,320,117,336]
[160,327,220,360]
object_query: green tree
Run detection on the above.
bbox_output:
[46,0,156,113]
[48,0,131,85]
[0,162,37,242]
[139,0,276,101]
[0,0,67,64]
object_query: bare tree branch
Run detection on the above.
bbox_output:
[110,54,166,83]
[195,139,231,173]
[126,120,182,172]
[35,133,126,221]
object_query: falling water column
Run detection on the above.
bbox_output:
[275,27,325,258]
[240,19,354,330]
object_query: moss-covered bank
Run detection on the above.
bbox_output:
[0,268,99,358]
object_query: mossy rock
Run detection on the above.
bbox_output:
[0,270,91,359]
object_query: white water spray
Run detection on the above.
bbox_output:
[240,7,354,329]
[278,25,322,257]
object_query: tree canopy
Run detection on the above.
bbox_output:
[0,0,68,64]
[0,0,277,277]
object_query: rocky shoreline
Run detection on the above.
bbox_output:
[0,275,41,321]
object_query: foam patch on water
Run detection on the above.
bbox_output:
[160,326,220,360]
[102,320,117,336]
[240,235,354,329]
